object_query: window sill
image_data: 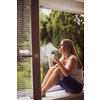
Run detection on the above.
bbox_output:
[17,85,84,100]
[43,89,84,100]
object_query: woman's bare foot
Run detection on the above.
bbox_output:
[41,92,45,97]
[29,91,45,99]
[41,89,46,97]
[29,94,33,99]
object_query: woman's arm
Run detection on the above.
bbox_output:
[48,58,59,68]
[57,58,77,77]
[51,55,77,77]
[49,58,54,68]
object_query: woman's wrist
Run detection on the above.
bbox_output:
[57,61,61,66]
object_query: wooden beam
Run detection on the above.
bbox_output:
[31,0,41,100]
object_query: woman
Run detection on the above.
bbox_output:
[30,39,84,99]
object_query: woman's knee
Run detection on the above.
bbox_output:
[54,68,63,78]
[49,67,56,73]
[50,66,56,70]
[54,68,60,73]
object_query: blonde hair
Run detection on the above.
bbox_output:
[60,39,83,69]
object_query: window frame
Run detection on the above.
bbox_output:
[31,0,41,100]
[31,0,84,100]
[17,0,84,99]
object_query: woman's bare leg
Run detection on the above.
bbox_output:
[29,67,63,99]
[41,68,63,97]
[41,67,56,88]
[29,67,56,99]
[30,68,63,99]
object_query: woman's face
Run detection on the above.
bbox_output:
[58,41,65,54]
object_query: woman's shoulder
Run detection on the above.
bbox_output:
[69,55,77,60]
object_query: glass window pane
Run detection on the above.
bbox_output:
[17,0,32,98]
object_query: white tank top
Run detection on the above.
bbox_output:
[65,55,84,86]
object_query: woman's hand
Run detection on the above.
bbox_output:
[51,55,59,63]
[46,49,60,66]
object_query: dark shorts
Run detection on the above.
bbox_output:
[58,75,83,93]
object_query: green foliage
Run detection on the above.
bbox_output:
[41,62,49,83]
[17,71,31,91]
[40,10,84,67]
[17,62,23,71]
[17,57,32,91]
